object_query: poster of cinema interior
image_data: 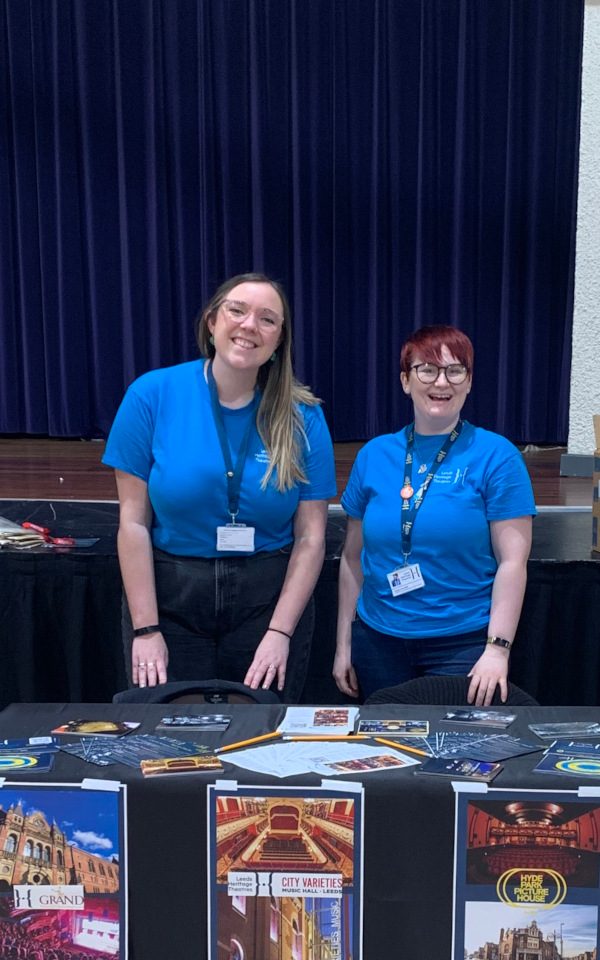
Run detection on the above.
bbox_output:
[207,784,364,960]
[0,782,127,959]
[452,788,600,960]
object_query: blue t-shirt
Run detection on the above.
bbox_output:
[103,360,336,556]
[341,422,536,638]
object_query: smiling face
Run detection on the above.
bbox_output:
[207,281,284,376]
[401,343,472,434]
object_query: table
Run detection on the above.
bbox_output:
[1,701,598,959]
[1,500,599,708]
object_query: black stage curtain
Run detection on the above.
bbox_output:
[0,0,583,443]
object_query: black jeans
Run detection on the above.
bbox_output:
[122,547,314,702]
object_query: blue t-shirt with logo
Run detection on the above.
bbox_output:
[103,360,336,556]
[341,422,536,638]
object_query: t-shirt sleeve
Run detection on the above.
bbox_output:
[340,446,368,519]
[101,377,157,482]
[484,443,537,520]
[298,404,337,500]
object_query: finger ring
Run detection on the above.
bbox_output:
[269,664,276,671]
[138,662,146,668]
[147,661,156,668]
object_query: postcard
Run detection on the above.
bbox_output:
[441,709,516,729]
[60,734,213,768]
[52,720,141,737]
[318,752,420,775]
[357,718,429,736]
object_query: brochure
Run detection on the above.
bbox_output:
[357,718,429,736]
[59,734,213,767]
[52,720,141,737]
[0,752,55,773]
[441,709,516,729]
[528,721,600,740]
[0,736,59,753]
[140,753,224,777]
[277,706,360,736]
[156,713,231,731]
[415,757,503,782]
[533,751,600,779]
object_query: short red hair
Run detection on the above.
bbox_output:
[400,325,474,375]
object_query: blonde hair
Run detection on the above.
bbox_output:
[196,273,320,491]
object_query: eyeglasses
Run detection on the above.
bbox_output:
[221,299,283,331]
[410,362,469,385]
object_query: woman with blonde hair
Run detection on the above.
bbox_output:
[104,273,336,700]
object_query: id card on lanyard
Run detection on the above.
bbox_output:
[207,363,257,552]
[387,421,464,596]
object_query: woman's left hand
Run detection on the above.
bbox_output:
[244,630,290,693]
[467,645,510,706]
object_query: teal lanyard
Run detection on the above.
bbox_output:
[400,420,464,562]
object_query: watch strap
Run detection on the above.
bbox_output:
[486,635,512,649]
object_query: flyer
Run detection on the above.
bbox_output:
[0,781,127,958]
[207,783,364,959]
[452,788,600,959]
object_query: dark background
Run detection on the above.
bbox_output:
[0,0,584,443]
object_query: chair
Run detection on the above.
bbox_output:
[364,674,538,706]
[112,679,281,705]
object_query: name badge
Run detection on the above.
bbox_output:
[387,563,425,596]
[216,524,255,552]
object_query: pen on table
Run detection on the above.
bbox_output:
[374,737,428,757]
[216,731,282,753]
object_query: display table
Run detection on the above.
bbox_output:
[0,701,597,959]
[0,500,599,708]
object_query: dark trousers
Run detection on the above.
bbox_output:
[122,547,314,702]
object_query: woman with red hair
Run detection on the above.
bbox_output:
[334,325,535,706]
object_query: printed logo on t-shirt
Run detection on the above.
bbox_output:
[255,449,271,464]
[432,467,469,486]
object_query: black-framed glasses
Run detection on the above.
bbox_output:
[410,362,469,385]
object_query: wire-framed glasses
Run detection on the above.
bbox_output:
[411,362,469,384]
[220,299,283,331]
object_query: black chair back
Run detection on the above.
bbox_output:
[365,674,538,706]
[112,679,281,705]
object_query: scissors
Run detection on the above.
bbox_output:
[21,522,98,548]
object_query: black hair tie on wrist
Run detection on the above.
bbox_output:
[267,627,292,641]
[133,625,161,637]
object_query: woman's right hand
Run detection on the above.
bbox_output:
[132,632,169,687]
[333,646,360,698]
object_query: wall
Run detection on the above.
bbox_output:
[567,0,600,468]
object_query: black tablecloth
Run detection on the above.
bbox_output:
[1,702,598,960]
[1,501,599,708]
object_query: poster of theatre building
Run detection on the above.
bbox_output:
[207,785,364,960]
[452,789,600,959]
[0,783,127,959]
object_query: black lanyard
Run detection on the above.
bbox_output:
[400,420,464,561]
[207,363,258,522]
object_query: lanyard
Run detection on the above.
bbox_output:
[207,363,258,522]
[400,420,464,562]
